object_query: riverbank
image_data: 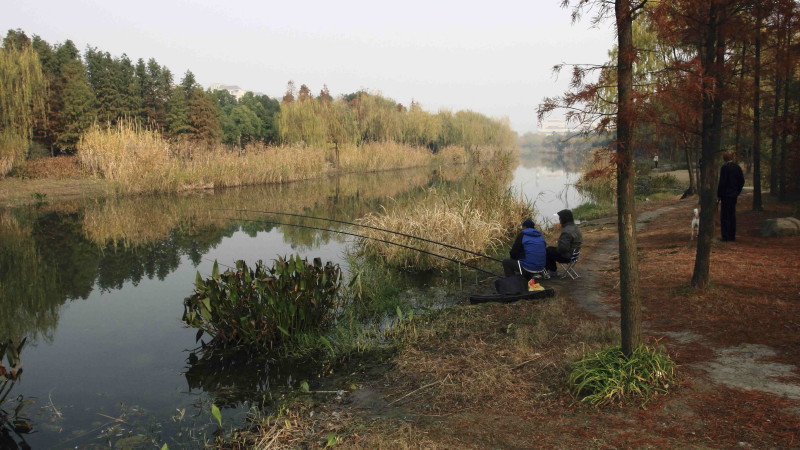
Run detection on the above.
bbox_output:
[0,143,495,208]
[229,192,799,448]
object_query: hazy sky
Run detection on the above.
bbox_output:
[4,0,615,134]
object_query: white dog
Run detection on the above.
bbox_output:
[690,208,700,240]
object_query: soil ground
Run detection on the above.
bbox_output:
[0,156,109,208]
[240,192,800,449]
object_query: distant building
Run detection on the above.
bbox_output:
[208,83,265,100]
[538,119,573,134]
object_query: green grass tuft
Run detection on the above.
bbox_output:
[568,344,677,407]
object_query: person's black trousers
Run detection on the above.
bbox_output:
[545,246,571,271]
[720,196,738,241]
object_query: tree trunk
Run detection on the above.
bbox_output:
[779,6,793,201]
[770,72,782,196]
[616,0,641,356]
[734,42,747,173]
[752,5,763,211]
[683,132,697,195]
[692,3,725,290]
[779,70,790,200]
[770,11,786,196]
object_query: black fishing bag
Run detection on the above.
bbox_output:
[494,274,528,295]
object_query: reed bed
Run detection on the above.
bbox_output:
[357,191,505,270]
[75,122,502,194]
[355,173,533,271]
[78,121,180,193]
[337,142,439,173]
[183,143,328,189]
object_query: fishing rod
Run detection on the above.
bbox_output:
[216,216,503,278]
[213,208,503,263]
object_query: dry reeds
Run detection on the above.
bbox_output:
[75,121,505,195]
[78,120,178,193]
[357,193,505,270]
[355,172,532,271]
[337,142,442,173]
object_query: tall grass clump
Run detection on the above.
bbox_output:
[568,344,676,407]
[337,142,438,173]
[183,256,343,350]
[355,162,532,271]
[186,142,327,188]
[355,189,506,270]
[78,120,179,193]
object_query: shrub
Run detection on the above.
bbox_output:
[183,256,343,349]
[568,344,676,407]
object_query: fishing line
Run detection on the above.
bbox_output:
[215,216,503,278]
[213,208,503,263]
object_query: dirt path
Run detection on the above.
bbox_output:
[562,202,800,407]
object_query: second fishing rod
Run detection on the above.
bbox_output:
[215,208,504,264]
[216,215,504,278]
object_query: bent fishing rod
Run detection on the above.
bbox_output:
[213,208,503,263]
[216,215,503,278]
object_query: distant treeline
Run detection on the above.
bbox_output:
[0,29,515,165]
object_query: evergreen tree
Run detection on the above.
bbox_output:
[55,60,96,151]
[149,59,173,131]
[165,86,191,138]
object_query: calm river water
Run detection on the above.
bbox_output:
[0,161,583,448]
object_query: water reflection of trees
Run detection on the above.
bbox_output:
[1,166,481,342]
[183,348,316,408]
[518,132,613,172]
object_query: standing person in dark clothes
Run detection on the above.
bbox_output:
[717,151,745,242]
[546,209,583,276]
[502,219,546,277]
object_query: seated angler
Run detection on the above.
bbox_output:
[546,209,582,277]
[502,219,546,277]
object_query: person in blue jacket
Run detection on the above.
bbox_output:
[502,219,547,277]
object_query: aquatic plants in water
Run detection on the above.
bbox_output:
[1,339,32,449]
[183,256,343,349]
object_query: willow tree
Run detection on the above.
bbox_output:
[0,39,46,175]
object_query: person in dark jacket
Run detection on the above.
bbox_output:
[717,151,745,241]
[546,209,583,275]
[502,219,546,277]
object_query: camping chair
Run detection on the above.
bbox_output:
[558,249,581,280]
[518,261,550,280]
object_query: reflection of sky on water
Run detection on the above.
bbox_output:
[510,165,586,226]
